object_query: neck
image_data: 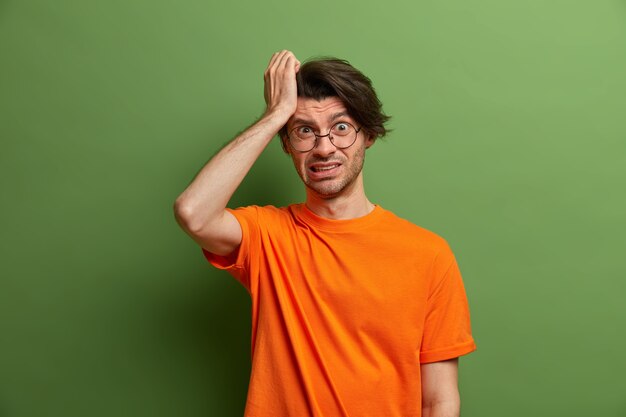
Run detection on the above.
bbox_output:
[304,174,374,220]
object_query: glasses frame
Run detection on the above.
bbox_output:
[287,122,362,153]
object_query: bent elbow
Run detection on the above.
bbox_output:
[173,198,203,233]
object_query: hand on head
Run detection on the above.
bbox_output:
[263,50,300,123]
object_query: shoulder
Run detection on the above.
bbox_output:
[228,204,299,226]
[378,208,448,245]
[377,207,454,257]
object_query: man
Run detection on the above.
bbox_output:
[174,50,476,417]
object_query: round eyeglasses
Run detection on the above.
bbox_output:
[287,122,362,152]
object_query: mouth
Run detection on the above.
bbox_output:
[307,162,342,179]
[309,163,341,173]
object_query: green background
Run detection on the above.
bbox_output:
[1,0,625,416]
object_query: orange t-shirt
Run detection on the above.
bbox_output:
[203,204,475,417]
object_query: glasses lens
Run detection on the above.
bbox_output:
[288,123,359,152]
[330,122,357,148]
[290,127,316,151]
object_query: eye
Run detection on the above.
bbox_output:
[332,122,352,136]
[295,126,314,137]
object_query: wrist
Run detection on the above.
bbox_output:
[260,107,292,131]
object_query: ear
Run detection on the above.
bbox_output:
[279,134,291,154]
[364,134,375,149]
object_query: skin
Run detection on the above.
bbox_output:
[283,97,375,219]
[174,50,461,417]
[422,359,461,417]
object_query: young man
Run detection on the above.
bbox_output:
[174,50,476,417]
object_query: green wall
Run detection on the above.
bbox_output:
[1,1,625,416]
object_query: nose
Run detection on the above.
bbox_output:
[312,133,336,157]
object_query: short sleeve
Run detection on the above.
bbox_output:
[419,247,476,363]
[202,206,260,292]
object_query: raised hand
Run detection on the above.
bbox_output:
[263,50,301,123]
[175,50,303,256]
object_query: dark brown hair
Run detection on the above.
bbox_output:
[279,57,391,150]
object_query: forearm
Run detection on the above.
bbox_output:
[175,50,299,237]
[421,397,460,417]
[421,359,460,417]
[174,111,285,232]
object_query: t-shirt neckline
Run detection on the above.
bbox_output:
[293,203,385,232]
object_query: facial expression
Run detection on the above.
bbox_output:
[284,97,374,198]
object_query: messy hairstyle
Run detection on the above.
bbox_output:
[279,57,391,150]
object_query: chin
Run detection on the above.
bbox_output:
[305,177,351,198]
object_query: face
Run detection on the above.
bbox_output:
[284,97,374,198]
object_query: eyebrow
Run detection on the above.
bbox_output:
[290,117,315,126]
[290,112,352,127]
[330,112,349,121]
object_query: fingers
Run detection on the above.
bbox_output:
[275,50,292,70]
[266,51,284,77]
[267,50,283,70]
[265,50,299,76]
[263,50,300,118]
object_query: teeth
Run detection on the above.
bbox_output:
[313,165,338,172]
